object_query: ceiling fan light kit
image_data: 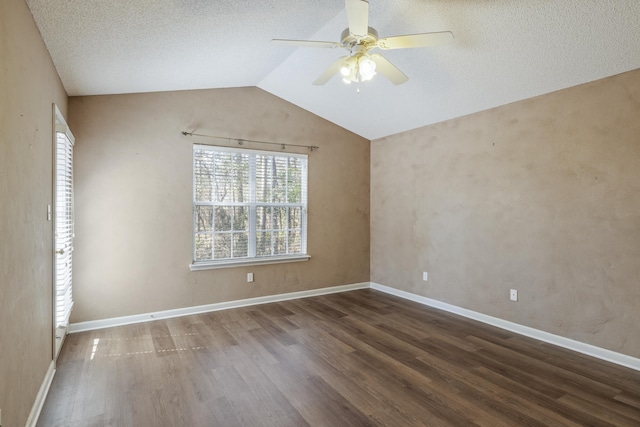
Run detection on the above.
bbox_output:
[271,0,453,89]
[340,46,377,84]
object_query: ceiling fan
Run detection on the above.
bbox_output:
[271,0,454,87]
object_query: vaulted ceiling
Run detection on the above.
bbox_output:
[27,0,640,140]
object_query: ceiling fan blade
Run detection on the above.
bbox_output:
[271,39,341,49]
[313,56,348,86]
[345,0,369,38]
[377,31,454,50]
[370,54,408,85]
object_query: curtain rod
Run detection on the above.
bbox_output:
[182,131,319,151]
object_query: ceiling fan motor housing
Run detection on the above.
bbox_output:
[341,27,379,48]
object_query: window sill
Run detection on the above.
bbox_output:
[189,254,310,271]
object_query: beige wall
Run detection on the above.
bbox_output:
[0,0,68,425]
[371,69,640,358]
[68,88,370,322]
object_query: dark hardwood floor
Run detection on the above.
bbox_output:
[38,289,640,426]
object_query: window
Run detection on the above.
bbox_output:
[191,145,308,269]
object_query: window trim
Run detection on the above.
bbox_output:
[191,144,309,270]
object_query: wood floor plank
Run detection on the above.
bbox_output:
[247,310,299,346]
[234,360,310,427]
[615,391,640,410]
[471,365,619,427]
[220,320,280,367]
[38,289,640,426]
[350,315,562,426]
[248,337,374,426]
[300,314,484,425]
[283,323,447,425]
[468,335,624,398]
[557,393,640,426]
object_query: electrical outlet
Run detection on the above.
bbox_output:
[247,272,254,283]
[422,271,428,281]
[510,289,518,301]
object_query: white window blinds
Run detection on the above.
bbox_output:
[54,124,74,329]
[193,145,308,266]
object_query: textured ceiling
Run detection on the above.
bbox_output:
[27,0,640,140]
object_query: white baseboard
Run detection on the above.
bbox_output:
[26,360,55,427]
[69,282,370,333]
[67,280,640,372]
[370,282,640,372]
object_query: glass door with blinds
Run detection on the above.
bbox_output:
[53,105,74,359]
